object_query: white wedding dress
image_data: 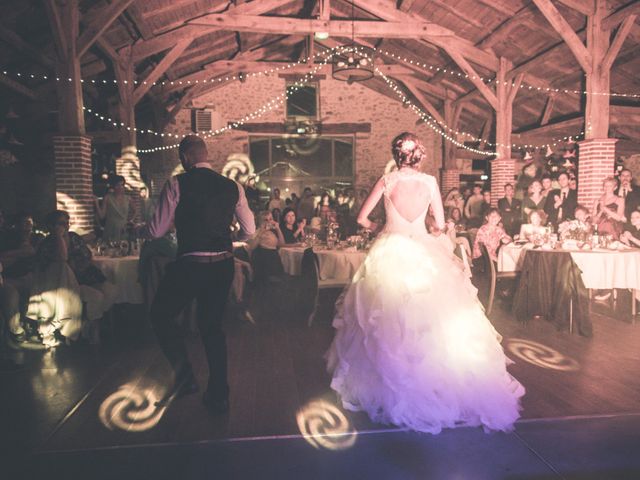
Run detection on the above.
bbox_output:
[327,170,525,434]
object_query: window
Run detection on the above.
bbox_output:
[249,135,354,191]
[286,83,318,118]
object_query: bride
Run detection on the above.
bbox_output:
[326,132,524,434]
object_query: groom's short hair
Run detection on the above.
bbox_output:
[179,135,207,160]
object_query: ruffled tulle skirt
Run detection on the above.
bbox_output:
[326,232,525,434]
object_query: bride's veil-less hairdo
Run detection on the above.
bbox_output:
[391,132,426,168]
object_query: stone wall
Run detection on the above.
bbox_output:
[142,74,442,195]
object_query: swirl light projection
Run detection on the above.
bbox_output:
[99,384,167,432]
[55,192,81,229]
[296,400,357,450]
[506,338,580,371]
[117,146,145,190]
[222,153,257,185]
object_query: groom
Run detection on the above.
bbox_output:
[141,135,255,413]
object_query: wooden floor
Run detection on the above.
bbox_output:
[2,280,640,476]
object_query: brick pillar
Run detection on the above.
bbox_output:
[577,138,617,207]
[440,169,461,195]
[116,145,143,222]
[53,136,94,232]
[490,157,515,207]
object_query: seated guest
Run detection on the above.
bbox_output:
[522,180,547,222]
[0,213,42,343]
[280,207,306,244]
[573,205,592,229]
[447,207,466,231]
[592,177,626,239]
[621,211,640,247]
[29,211,116,346]
[498,183,522,237]
[247,211,285,283]
[518,210,548,241]
[473,208,512,263]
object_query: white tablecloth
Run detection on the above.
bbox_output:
[93,256,144,304]
[498,244,640,290]
[279,246,366,281]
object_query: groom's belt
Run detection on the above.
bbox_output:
[179,252,234,263]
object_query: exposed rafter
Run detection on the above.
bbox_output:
[77,0,135,57]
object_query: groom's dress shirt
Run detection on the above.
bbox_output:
[141,162,255,257]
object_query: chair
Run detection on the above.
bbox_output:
[299,248,349,326]
[479,243,517,315]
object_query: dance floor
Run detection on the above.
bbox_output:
[2,282,640,479]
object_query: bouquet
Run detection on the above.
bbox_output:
[557,219,589,241]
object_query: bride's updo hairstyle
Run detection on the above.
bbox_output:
[391,132,426,168]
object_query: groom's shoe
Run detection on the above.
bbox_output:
[156,371,199,407]
[202,391,229,415]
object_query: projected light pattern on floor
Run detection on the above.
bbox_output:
[99,384,166,432]
[506,338,580,371]
[296,400,357,450]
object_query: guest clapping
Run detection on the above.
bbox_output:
[592,177,626,239]
[473,208,512,262]
[280,207,306,244]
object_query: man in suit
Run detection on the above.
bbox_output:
[497,183,522,237]
[615,168,640,221]
[544,172,577,227]
[141,135,255,414]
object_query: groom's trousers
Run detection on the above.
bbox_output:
[150,256,235,400]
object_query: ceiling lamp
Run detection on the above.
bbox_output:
[332,1,373,83]
[314,31,329,40]
[332,49,374,82]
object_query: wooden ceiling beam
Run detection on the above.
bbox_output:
[130,0,295,62]
[133,37,193,104]
[77,0,135,58]
[603,0,640,30]
[401,78,445,125]
[126,3,154,40]
[0,72,39,99]
[602,14,637,70]
[0,23,56,70]
[443,46,498,110]
[43,0,68,61]
[474,0,519,16]
[531,0,592,72]
[188,14,452,39]
[350,0,499,71]
[319,0,330,21]
[556,0,595,16]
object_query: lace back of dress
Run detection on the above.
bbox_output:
[383,171,432,234]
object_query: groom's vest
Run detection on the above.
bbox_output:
[174,168,239,256]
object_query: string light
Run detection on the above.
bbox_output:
[80,45,590,154]
[372,47,640,99]
[3,43,638,99]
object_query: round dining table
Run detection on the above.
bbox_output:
[278,245,367,281]
[93,255,144,304]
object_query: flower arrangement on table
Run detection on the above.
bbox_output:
[558,219,590,242]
